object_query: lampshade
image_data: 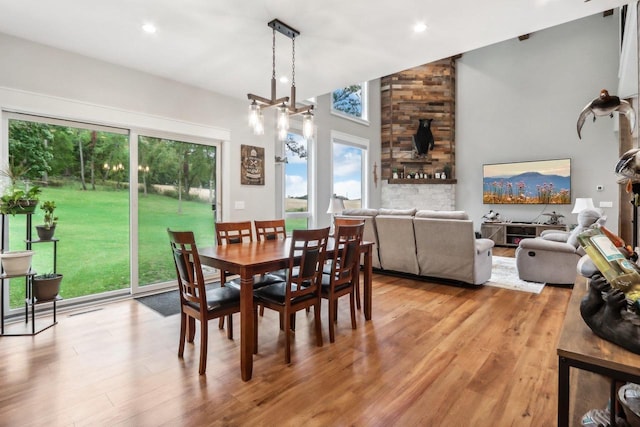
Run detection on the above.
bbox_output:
[572,197,595,214]
[326,197,345,214]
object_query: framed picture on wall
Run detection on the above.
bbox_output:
[241,144,265,185]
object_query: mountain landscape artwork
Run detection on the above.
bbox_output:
[483,159,571,204]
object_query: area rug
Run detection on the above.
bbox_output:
[485,256,545,294]
[136,290,181,316]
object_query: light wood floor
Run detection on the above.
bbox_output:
[0,249,584,426]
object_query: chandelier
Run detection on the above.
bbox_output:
[247,19,314,140]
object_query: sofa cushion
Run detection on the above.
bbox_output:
[342,208,379,217]
[415,210,468,220]
[375,215,419,274]
[378,208,417,216]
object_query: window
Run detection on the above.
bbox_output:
[2,113,221,313]
[5,115,130,308]
[331,82,368,123]
[137,135,218,289]
[331,131,369,209]
[283,130,312,231]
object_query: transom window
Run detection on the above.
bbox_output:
[331,82,369,123]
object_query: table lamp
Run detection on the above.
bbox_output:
[327,196,345,234]
[572,197,595,214]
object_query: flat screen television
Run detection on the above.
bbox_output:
[483,158,571,204]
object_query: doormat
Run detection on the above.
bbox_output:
[135,282,223,316]
[136,290,181,316]
[485,256,545,294]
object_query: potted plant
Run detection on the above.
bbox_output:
[32,272,63,301]
[443,163,452,179]
[0,186,41,215]
[35,200,58,240]
[0,161,41,215]
[0,250,34,275]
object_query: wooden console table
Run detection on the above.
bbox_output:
[480,222,566,247]
[557,282,640,426]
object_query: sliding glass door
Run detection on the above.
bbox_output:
[136,135,219,290]
[2,113,221,311]
[4,114,130,308]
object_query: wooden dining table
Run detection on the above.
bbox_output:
[199,237,374,381]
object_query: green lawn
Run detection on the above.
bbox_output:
[7,184,214,307]
[5,184,309,308]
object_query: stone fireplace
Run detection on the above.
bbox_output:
[381,181,455,210]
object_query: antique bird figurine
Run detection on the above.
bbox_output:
[577,89,636,139]
[615,147,640,192]
[542,211,564,225]
[482,210,500,222]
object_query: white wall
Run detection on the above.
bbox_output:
[457,11,621,231]
[0,32,381,228]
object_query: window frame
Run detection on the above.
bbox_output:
[282,124,316,230]
[330,82,370,126]
[330,130,369,209]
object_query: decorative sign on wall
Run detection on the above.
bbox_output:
[241,144,264,185]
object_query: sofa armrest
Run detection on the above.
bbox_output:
[518,237,577,254]
[475,238,494,254]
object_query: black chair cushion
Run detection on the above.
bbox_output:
[254,281,316,305]
[225,272,286,290]
[184,286,240,312]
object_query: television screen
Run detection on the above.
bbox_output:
[483,158,571,204]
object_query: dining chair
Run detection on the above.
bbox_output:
[254,219,288,278]
[167,229,241,375]
[334,217,365,228]
[330,218,365,310]
[215,221,282,328]
[253,227,330,363]
[321,223,364,343]
[254,219,287,241]
[214,220,254,286]
[254,219,288,316]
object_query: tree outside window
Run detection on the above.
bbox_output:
[332,83,368,121]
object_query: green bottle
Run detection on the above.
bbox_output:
[577,227,640,311]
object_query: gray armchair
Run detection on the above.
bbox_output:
[515,209,605,285]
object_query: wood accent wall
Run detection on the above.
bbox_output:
[380,57,456,182]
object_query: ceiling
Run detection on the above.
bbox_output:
[0,0,631,103]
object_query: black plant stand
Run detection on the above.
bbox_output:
[0,213,61,336]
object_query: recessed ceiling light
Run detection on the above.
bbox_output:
[142,23,157,34]
[413,22,428,33]
[279,76,289,84]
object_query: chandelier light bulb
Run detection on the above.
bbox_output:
[278,126,288,141]
[253,110,265,135]
[277,104,289,131]
[248,101,260,129]
[302,112,314,139]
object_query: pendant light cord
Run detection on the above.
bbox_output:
[291,37,296,88]
[272,28,276,81]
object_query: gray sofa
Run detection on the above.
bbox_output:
[337,208,494,285]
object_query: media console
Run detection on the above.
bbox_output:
[480,221,567,247]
